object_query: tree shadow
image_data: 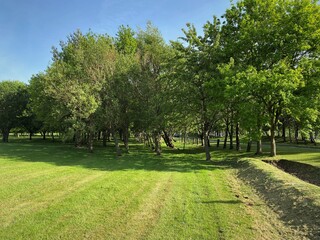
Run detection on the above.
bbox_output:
[0,141,234,173]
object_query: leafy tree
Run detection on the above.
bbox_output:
[221,0,320,156]
[0,81,28,142]
[172,17,224,161]
[46,30,117,152]
[134,22,171,155]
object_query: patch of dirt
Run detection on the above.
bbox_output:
[263,160,320,187]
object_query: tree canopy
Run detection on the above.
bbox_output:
[2,0,320,158]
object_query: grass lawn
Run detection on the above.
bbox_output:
[0,139,319,239]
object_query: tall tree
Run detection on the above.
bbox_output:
[221,0,320,156]
[0,81,28,142]
[46,30,117,152]
[172,17,224,161]
[134,22,170,155]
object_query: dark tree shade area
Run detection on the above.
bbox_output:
[1,0,320,159]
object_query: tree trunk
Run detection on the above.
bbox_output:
[236,122,241,151]
[204,128,211,161]
[217,139,220,148]
[2,129,9,143]
[229,122,234,150]
[223,120,229,149]
[288,125,292,143]
[146,133,154,150]
[270,124,277,157]
[200,133,204,146]
[310,132,316,145]
[123,126,129,153]
[255,140,262,155]
[295,124,299,144]
[162,130,174,148]
[153,131,161,155]
[246,140,252,152]
[74,130,81,148]
[29,132,32,140]
[87,131,94,153]
[112,129,122,156]
[42,131,46,140]
[102,130,107,147]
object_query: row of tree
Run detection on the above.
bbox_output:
[1,0,320,160]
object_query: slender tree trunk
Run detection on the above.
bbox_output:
[229,123,234,149]
[2,129,9,143]
[204,127,211,161]
[51,132,55,142]
[102,130,107,147]
[217,139,220,148]
[112,129,121,156]
[146,133,154,150]
[270,123,277,157]
[123,126,129,153]
[310,132,316,145]
[223,120,229,149]
[295,124,299,144]
[42,131,46,140]
[236,122,241,151]
[88,131,94,153]
[162,130,174,148]
[289,125,292,143]
[29,132,32,140]
[153,131,161,155]
[74,130,81,148]
[255,140,262,155]
[246,140,252,152]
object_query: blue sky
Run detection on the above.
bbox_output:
[0,0,232,83]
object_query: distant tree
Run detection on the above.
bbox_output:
[0,81,28,142]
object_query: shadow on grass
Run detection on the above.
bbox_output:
[0,140,235,173]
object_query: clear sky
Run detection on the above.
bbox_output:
[0,0,232,83]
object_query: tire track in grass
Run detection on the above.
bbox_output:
[30,171,158,240]
[0,172,106,229]
[0,170,125,239]
[147,169,221,239]
[80,172,172,240]
[121,172,173,240]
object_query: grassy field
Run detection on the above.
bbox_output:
[0,139,319,239]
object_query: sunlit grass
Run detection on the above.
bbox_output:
[0,138,317,239]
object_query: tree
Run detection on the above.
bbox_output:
[134,22,171,155]
[113,25,139,153]
[221,0,320,156]
[46,30,117,152]
[0,81,28,142]
[172,17,224,161]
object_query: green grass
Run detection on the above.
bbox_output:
[0,139,319,239]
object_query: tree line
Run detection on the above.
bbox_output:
[1,0,320,160]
